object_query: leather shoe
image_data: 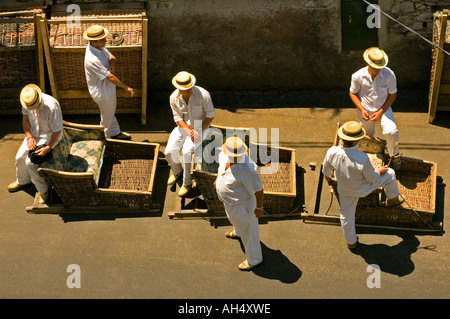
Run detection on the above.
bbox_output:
[38,192,48,205]
[386,195,405,207]
[167,173,181,186]
[7,181,31,193]
[177,184,191,197]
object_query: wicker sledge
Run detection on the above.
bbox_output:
[302,122,440,231]
[188,124,299,217]
[26,121,160,214]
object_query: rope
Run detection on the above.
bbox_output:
[398,193,434,229]
[362,0,450,56]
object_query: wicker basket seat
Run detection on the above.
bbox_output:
[37,121,160,211]
[330,123,437,226]
[41,122,106,184]
[191,125,297,214]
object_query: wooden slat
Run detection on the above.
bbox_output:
[39,13,58,99]
[50,46,142,52]
[57,88,142,99]
[141,15,148,125]
[428,10,448,123]
[34,10,45,91]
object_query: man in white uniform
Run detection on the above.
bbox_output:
[7,84,63,204]
[215,137,264,271]
[322,121,404,249]
[349,47,401,169]
[165,71,215,197]
[84,25,134,140]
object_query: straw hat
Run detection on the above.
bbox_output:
[83,25,109,41]
[172,71,196,90]
[20,84,43,111]
[363,47,388,69]
[222,136,248,158]
[338,121,366,141]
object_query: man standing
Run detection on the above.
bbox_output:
[349,47,401,169]
[215,136,264,271]
[84,25,134,140]
[7,84,63,204]
[165,71,215,197]
[322,121,404,249]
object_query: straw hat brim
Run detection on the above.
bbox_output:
[363,48,388,69]
[20,84,43,111]
[338,125,366,141]
[222,142,248,158]
[172,73,196,90]
[83,28,109,41]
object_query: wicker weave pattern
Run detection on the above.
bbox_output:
[259,162,292,193]
[192,142,297,214]
[49,22,142,47]
[59,97,142,113]
[38,122,159,210]
[0,50,37,88]
[0,22,35,47]
[99,158,154,191]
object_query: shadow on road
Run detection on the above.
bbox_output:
[350,233,420,277]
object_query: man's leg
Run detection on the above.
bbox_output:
[15,138,32,185]
[97,96,120,138]
[165,127,186,182]
[224,199,263,267]
[338,195,360,246]
[381,107,400,156]
[357,109,376,138]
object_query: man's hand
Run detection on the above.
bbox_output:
[360,108,371,121]
[189,129,200,142]
[377,165,389,175]
[26,137,36,151]
[370,109,384,121]
[254,208,264,218]
[127,87,135,97]
[35,145,51,156]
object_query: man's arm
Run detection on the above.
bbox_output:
[35,130,61,156]
[202,117,214,131]
[254,189,264,218]
[176,120,192,136]
[106,73,135,97]
[349,91,370,121]
[369,93,397,122]
[22,115,36,150]
[108,54,116,74]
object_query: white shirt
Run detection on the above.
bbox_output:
[22,93,63,147]
[170,86,216,128]
[322,144,380,198]
[84,43,116,103]
[216,152,264,206]
[350,66,397,112]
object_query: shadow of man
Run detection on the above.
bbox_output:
[238,241,302,283]
[350,232,420,277]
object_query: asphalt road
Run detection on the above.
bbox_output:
[0,90,449,305]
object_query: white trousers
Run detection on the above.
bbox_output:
[358,107,399,156]
[96,95,120,138]
[224,196,263,266]
[164,126,205,186]
[338,168,400,245]
[15,138,49,194]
